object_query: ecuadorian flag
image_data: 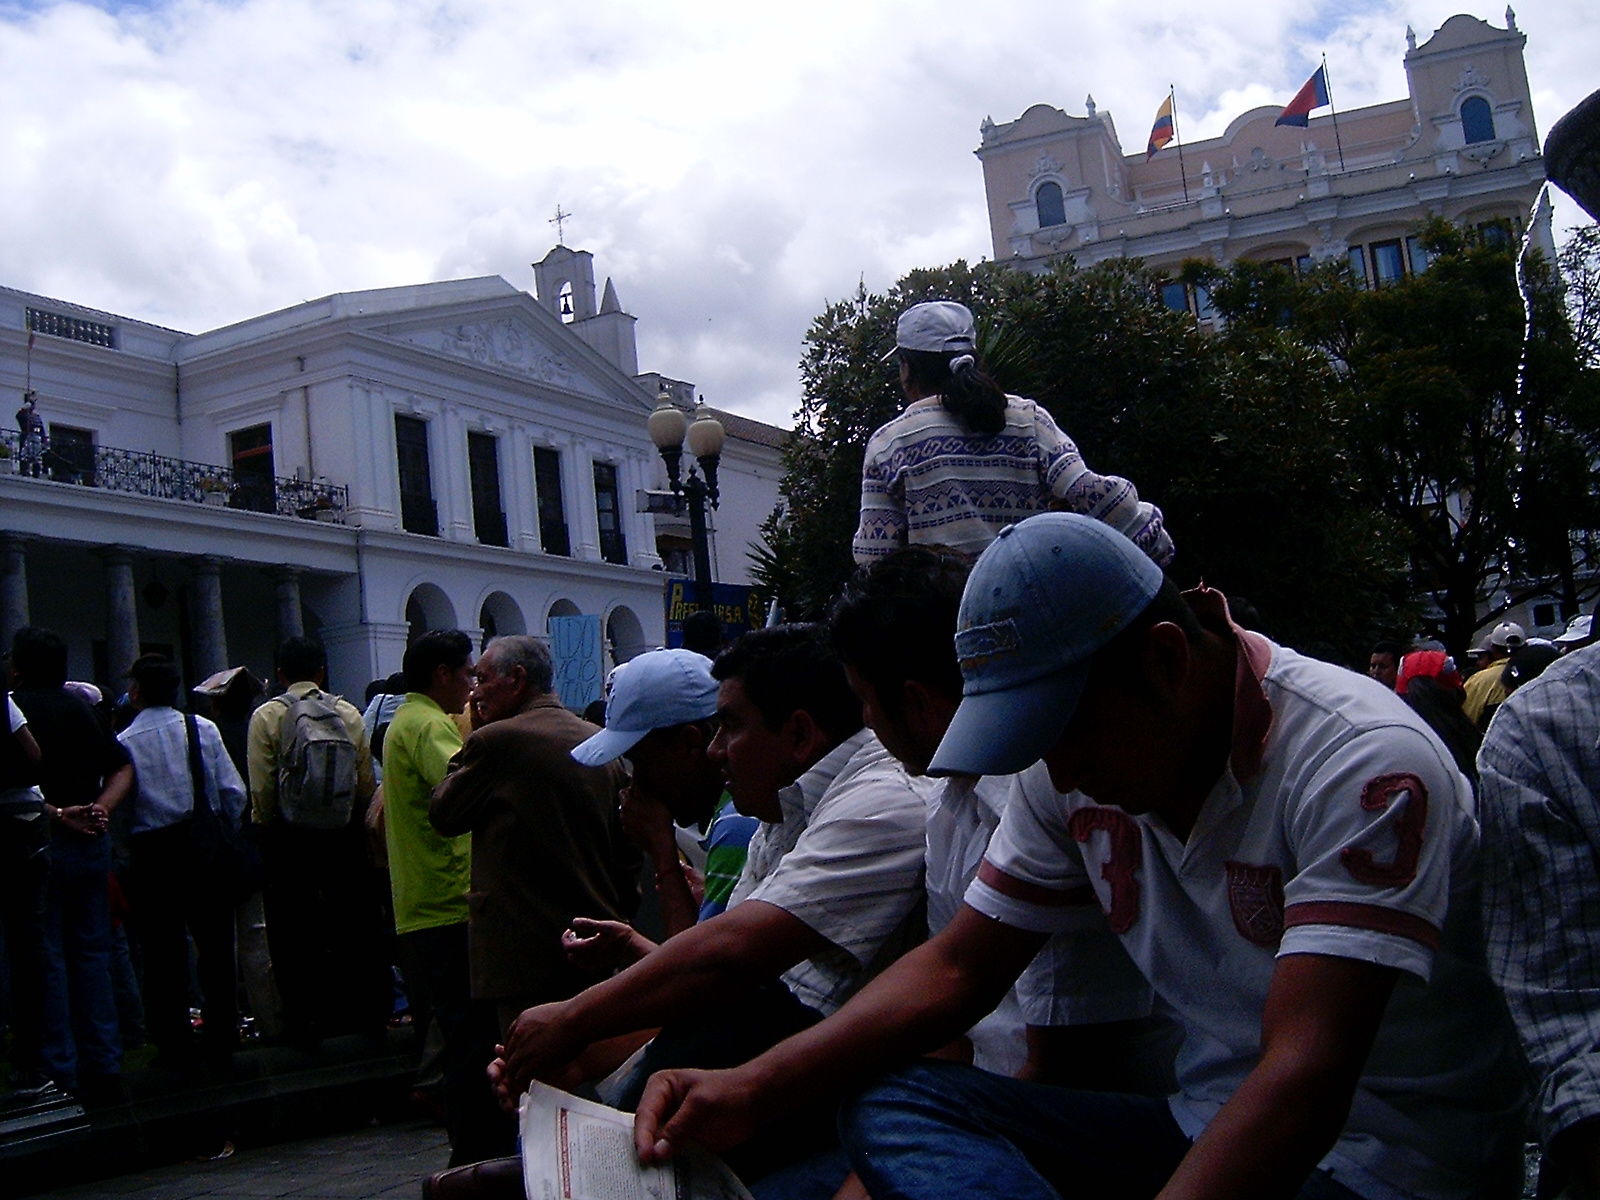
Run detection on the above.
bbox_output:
[1276,66,1330,127]
[1146,95,1175,160]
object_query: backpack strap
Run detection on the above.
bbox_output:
[184,713,211,815]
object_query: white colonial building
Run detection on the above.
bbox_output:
[0,245,785,699]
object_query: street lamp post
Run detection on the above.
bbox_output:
[648,388,725,607]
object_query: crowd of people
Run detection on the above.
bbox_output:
[5,298,1600,1200]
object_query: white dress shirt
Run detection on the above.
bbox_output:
[118,706,248,835]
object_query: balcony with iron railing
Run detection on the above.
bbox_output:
[0,427,349,523]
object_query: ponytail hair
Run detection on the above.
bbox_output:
[899,348,1008,437]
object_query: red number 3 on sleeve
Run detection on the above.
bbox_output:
[1341,773,1428,888]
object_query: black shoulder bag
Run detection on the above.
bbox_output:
[185,713,264,905]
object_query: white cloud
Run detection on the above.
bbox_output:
[0,0,1592,427]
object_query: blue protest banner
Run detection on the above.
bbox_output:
[548,614,604,711]
[662,577,765,649]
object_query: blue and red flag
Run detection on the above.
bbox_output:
[1276,65,1330,127]
[1146,94,1175,160]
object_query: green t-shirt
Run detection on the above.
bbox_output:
[383,693,471,934]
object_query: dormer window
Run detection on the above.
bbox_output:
[1460,96,1496,144]
[1036,181,1067,229]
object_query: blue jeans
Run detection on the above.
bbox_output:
[841,1060,1363,1200]
[41,834,123,1087]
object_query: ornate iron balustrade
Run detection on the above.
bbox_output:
[0,427,348,523]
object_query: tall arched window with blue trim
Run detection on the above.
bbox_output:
[1036,181,1067,228]
[1460,96,1496,144]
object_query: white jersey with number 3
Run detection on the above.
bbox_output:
[967,631,1526,1200]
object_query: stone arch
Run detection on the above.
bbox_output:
[406,583,457,644]
[606,605,648,665]
[546,597,581,631]
[478,591,526,649]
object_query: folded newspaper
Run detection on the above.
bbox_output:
[519,1082,754,1200]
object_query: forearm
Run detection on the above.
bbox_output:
[1157,1049,1352,1200]
[95,764,135,814]
[720,923,1024,1122]
[567,904,804,1043]
[652,860,700,940]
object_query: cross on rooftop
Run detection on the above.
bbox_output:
[550,205,573,245]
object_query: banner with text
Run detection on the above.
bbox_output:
[663,578,765,651]
[548,614,604,712]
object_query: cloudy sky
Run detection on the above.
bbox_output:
[0,0,1593,428]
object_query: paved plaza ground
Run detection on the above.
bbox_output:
[36,1117,450,1200]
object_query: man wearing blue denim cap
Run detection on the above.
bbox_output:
[633,513,1525,1200]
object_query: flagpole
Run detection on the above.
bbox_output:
[1170,86,1191,202]
[1322,54,1347,172]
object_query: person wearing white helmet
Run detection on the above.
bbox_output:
[1463,620,1525,729]
[852,300,1174,567]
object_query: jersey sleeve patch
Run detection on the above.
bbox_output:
[1225,861,1285,947]
[1341,772,1428,887]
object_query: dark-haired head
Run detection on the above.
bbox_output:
[10,627,69,689]
[276,636,328,686]
[896,347,1008,438]
[403,630,473,694]
[828,547,971,773]
[129,654,182,709]
[712,625,862,746]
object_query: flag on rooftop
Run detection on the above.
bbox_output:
[1276,65,1330,127]
[1146,94,1175,160]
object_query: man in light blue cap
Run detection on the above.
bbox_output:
[632,512,1525,1200]
[566,649,755,951]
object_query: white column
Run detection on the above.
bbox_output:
[567,438,602,561]
[625,453,663,568]
[438,407,472,542]
[101,547,141,688]
[507,423,539,552]
[187,555,230,680]
[273,567,305,641]
[1,533,28,652]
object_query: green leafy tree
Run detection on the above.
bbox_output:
[756,256,1411,664]
[1198,220,1600,657]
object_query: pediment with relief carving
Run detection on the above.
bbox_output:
[385,317,609,398]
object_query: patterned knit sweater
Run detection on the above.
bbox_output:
[851,396,1174,566]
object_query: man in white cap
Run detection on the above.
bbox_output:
[633,512,1524,1200]
[1463,620,1525,728]
[1555,609,1596,654]
[852,299,1172,567]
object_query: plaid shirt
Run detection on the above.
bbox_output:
[1479,642,1600,1147]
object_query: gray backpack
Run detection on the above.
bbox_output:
[275,691,358,829]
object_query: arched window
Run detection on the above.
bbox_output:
[558,280,576,323]
[1460,96,1496,145]
[1035,181,1067,229]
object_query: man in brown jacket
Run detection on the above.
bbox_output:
[430,635,640,1039]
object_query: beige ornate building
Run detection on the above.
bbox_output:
[976,11,1549,309]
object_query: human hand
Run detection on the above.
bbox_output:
[58,805,108,836]
[562,917,653,972]
[619,786,678,859]
[633,1066,766,1165]
[498,1002,586,1102]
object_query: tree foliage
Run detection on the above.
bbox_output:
[755,220,1600,665]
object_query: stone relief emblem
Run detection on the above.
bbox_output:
[431,322,576,387]
[1032,152,1063,179]
[1456,63,1490,93]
